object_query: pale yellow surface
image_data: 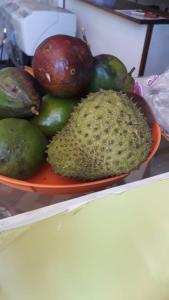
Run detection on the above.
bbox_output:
[0,180,169,300]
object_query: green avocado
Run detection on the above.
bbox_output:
[88,54,128,92]
[0,67,41,118]
[0,118,47,179]
[32,94,77,137]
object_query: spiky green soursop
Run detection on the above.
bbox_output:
[47,90,151,180]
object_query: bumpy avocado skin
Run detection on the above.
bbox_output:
[0,118,47,179]
[47,90,151,180]
[0,67,40,118]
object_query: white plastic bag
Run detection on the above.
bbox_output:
[135,68,169,138]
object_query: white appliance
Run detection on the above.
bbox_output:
[1,0,77,56]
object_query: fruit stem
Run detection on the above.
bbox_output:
[128,67,136,76]
[81,27,90,48]
[31,106,39,116]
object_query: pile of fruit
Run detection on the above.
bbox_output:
[0,34,152,181]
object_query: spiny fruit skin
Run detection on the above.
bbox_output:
[47,90,151,180]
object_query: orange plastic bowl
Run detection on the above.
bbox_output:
[0,122,161,195]
[0,67,161,195]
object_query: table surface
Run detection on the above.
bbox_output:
[80,0,169,24]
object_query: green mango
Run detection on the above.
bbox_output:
[0,67,41,118]
[32,94,77,137]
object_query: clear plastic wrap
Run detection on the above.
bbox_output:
[0,0,23,66]
[135,68,169,138]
